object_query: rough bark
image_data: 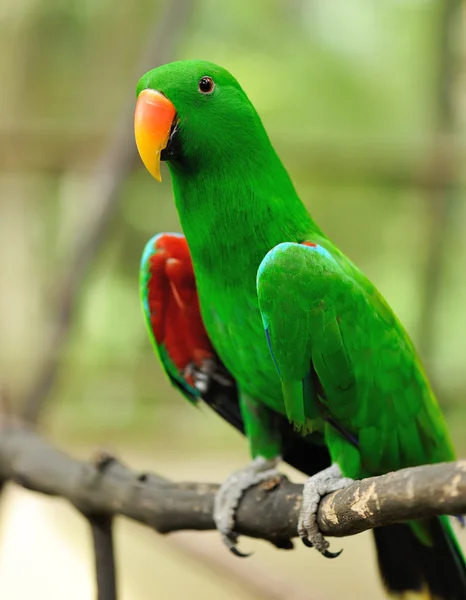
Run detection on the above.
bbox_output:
[1,426,465,546]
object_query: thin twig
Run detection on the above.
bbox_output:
[89,515,117,600]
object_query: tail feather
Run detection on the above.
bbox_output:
[373,517,466,599]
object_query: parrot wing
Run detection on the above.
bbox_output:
[140,232,229,403]
[256,240,454,477]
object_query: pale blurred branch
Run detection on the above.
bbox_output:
[1,426,465,545]
[168,534,320,600]
[5,129,466,186]
[21,0,195,426]
[417,0,463,370]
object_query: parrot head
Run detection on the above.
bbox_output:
[134,60,266,181]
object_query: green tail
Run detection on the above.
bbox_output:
[374,517,466,599]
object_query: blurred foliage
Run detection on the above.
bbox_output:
[1,0,465,453]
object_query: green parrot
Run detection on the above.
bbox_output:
[134,60,466,598]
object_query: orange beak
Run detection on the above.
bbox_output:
[134,89,176,182]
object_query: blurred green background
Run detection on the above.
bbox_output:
[1,0,466,598]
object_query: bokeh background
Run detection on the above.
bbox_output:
[1,0,466,598]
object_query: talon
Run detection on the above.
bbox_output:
[229,544,252,558]
[222,533,251,557]
[323,548,343,559]
[298,464,353,558]
[221,529,253,557]
[214,456,282,556]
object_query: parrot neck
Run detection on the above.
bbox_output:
[167,146,324,280]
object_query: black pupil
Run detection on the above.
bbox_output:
[199,77,213,93]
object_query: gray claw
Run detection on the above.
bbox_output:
[323,548,343,559]
[214,456,281,556]
[222,533,252,558]
[219,531,250,557]
[298,463,353,558]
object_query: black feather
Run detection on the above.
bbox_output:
[374,519,466,599]
[202,374,331,477]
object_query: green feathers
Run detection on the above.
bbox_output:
[137,60,465,598]
[138,56,456,494]
[258,240,455,477]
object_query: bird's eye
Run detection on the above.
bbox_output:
[198,76,215,94]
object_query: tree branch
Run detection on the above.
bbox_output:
[89,514,117,600]
[1,426,465,545]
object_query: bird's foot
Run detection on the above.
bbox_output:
[184,357,233,394]
[214,455,281,557]
[298,463,353,558]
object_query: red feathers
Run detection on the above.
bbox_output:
[301,241,317,247]
[146,234,215,375]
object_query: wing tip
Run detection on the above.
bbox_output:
[141,232,184,270]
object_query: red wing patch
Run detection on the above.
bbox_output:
[146,234,215,374]
[301,241,317,247]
